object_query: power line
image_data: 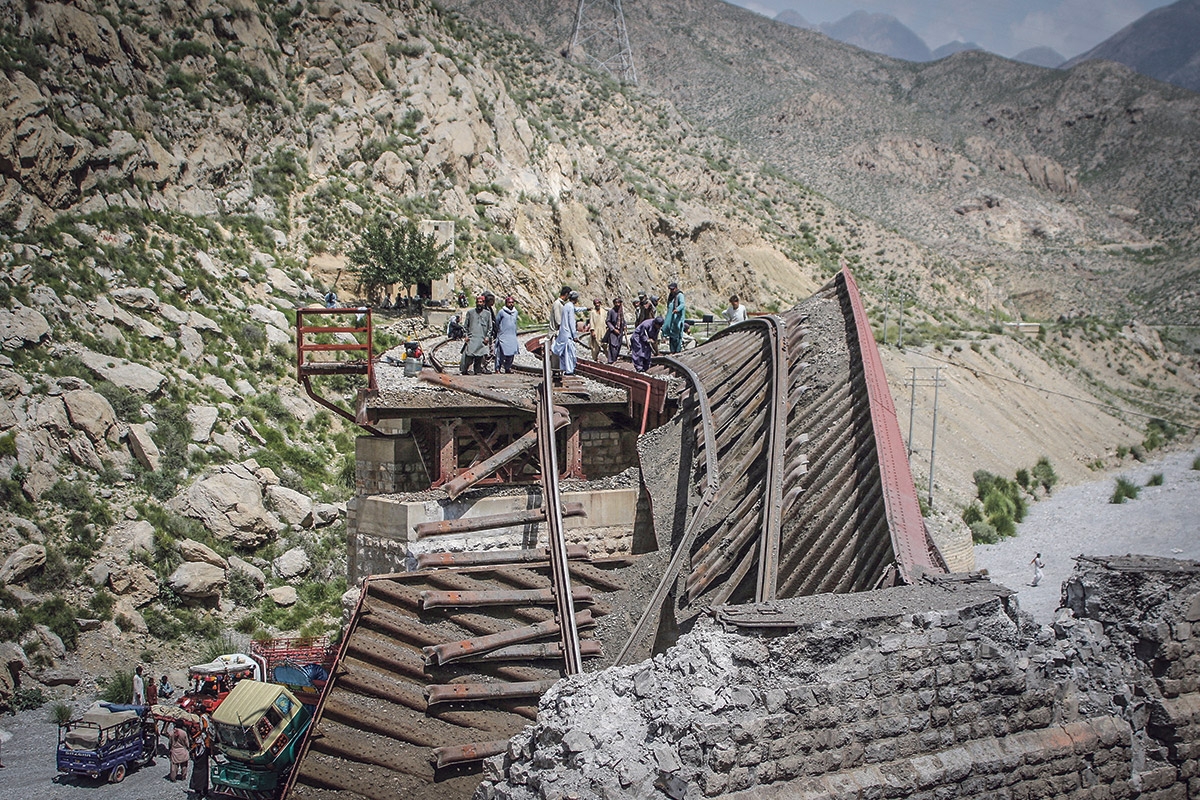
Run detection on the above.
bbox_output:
[897,345,1200,433]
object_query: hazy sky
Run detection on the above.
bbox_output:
[725,0,1174,58]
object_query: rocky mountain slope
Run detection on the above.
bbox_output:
[0,0,1196,711]
[1064,0,1200,93]
[444,0,1200,326]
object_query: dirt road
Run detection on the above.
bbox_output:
[974,446,1200,623]
[0,709,195,800]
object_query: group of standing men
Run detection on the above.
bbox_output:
[550,282,689,374]
[459,291,521,375]
[458,282,749,376]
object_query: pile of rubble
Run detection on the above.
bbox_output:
[477,557,1200,799]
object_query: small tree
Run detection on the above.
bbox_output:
[348,217,454,305]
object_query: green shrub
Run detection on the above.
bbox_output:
[1014,468,1030,490]
[226,569,260,607]
[1111,477,1140,504]
[114,613,135,632]
[1192,455,1200,470]
[1117,445,1129,459]
[139,648,156,663]
[1031,457,1058,494]
[0,431,16,457]
[94,381,141,420]
[143,607,184,640]
[50,701,74,725]
[26,596,82,650]
[200,633,243,663]
[88,590,115,621]
[969,520,999,544]
[1143,418,1180,452]
[12,687,47,711]
[1147,473,1164,486]
[27,545,74,592]
[98,670,133,704]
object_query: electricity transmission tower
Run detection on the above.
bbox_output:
[568,0,638,85]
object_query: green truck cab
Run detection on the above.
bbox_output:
[209,680,312,800]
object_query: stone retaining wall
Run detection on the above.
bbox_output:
[478,556,1200,800]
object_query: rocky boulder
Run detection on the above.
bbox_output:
[63,389,118,442]
[169,463,281,548]
[272,547,311,580]
[0,641,28,711]
[78,350,167,394]
[167,561,227,599]
[107,562,158,607]
[313,503,341,527]
[0,306,51,349]
[187,406,219,442]
[178,538,227,568]
[0,543,46,584]
[126,423,160,470]
[266,585,298,606]
[267,485,314,528]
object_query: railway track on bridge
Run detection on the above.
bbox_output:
[285,269,946,800]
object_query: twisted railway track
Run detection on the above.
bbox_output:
[285,269,945,799]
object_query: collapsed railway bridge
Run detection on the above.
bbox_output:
[282,268,962,799]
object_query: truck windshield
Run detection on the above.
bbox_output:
[214,722,259,752]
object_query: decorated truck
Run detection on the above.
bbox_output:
[209,680,312,800]
[56,702,157,783]
[249,635,334,708]
[179,652,265,715]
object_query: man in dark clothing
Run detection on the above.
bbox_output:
[482,291,497,372]
[605,297,627,364]
[460,295,493,374]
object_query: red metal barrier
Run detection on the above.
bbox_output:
[295,307,379,433]
[840,268,943,580]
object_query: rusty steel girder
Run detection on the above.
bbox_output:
[422,610,595,666]
[414,545,590,569]
[418,586,595,610]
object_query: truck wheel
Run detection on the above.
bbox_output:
[108,763,127,783]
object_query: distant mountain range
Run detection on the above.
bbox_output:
[774,8,1064,67]
[775,1,1200,91]
[1063,0,1200,93]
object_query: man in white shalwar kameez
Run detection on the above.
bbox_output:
[551,291,580,375]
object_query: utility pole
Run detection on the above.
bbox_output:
[568,0,638,85]
[897,293,906,349]
[905,367,945,510]
[882,287,890,346]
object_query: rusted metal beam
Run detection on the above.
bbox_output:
[756,315,788,603]
[442,410,570,499]
[538,345,584,676]
[425,679,560,706]
[431,740,510,770]
[414,545,589,569]
[419,585,595,610]
[412,502,585,538]
[840,268,944,579]
[417,370,536,412]
[422,609,594,666]
[472,639,604,662]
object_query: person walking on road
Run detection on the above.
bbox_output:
[169,723,189,781]
[1030,553,1045,587]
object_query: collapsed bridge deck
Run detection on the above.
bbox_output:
[286,269,946,798]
